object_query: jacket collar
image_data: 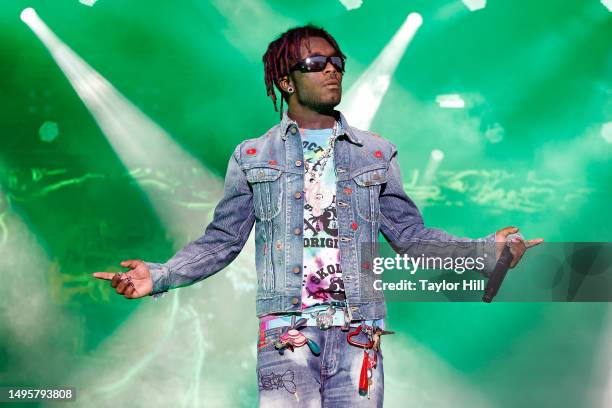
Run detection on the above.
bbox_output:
[280,110,363,145]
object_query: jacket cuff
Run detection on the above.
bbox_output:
[144,261,170,298]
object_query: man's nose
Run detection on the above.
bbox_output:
[323,61,339,75]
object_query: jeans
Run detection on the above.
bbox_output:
[256,326,384,407]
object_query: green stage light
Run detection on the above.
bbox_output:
[437,94,466,109]
[19,7,36,23]
[8,2,609,406]
[338,0,363,11]
[39,121,59,143]
[462,0,487,12]
[484,122,505,144]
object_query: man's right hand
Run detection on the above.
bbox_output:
[92,260,153,299]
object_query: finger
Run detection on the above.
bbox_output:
[510,238,527,268]
[497,226,519,239]
[129,285,141,298]
[116,277,129,294]
[525,238,544,248]
[510,251,524,268]
[92,272,115,280]
[121,260,143,269]
[111,272,124,288]
[513,236,527,249]
[123,285,136,298]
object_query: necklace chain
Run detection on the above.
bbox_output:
[303,121,339,180]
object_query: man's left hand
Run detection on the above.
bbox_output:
[495,226,544,268]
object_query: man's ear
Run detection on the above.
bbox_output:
[278,75,294,93]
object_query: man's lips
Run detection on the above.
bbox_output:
[323,80,341,89]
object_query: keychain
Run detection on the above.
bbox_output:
[371,327,394,352]
[348,322,395,398]
[274,315,321,356]
[347,324,376,398]
[313,305,335,330]
[346,324,374,349]
[359,350,370,396]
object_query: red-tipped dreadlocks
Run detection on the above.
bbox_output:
[262,24,346,118]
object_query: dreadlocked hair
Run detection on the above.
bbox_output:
[262,24,346,118]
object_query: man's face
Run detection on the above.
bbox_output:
[289,37,343,113]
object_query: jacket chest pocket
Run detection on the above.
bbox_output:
[352,167,387,222]
[246,166,284,221]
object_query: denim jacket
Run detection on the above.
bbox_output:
[145,111,495,320]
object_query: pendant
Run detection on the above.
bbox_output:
[274,321,320,356]
[358,350,369,396]
[314,306,335,330]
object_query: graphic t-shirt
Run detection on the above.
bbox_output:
[300,127,347,308]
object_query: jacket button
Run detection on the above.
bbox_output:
[293,228,301,235]
[292,266,301,274]
[290,126,297,135]
[294,191,302,199]
[295,160,302,167]
[291,297,299,305]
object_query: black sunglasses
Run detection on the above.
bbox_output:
[291,55,345,73]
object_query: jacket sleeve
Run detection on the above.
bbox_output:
[378,144,496,276]
[145,144,255,296]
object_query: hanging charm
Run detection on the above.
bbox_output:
[358,350,370,397]
[273,315,321,356]
[368,349,378,369]
[347,322,395,398]
[313,305,335,330]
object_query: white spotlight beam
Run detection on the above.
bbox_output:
[436,94,466,109]
[462,0,487,12]
[21,8,224,245]
[78,0,98,7]
[339,12,423,130]
[0,186,108,397]
[384,334,494,407]
[602,122,612,143]
[22,9,257,406]
[0,189,63,357]
[338,0,363,11]
[421,149,445,186]
[208,0,295,62]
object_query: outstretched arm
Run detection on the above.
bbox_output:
[378,145,542,274]
[93,144,255,298]
[146,144,255,296]
[379,146,494,244]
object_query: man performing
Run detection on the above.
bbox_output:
[93,25,543,406]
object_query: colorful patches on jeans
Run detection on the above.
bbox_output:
[258,326,267,349]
